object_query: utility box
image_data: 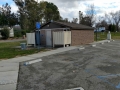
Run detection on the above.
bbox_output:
[107,31,111,40]
[20,43,26,50]
[26,33,35,46]
[9,28,14,37]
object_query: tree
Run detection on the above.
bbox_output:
[72,18,78,23]
[110,11,120,31]
[105,13,113,24]
[79,11,83,24]
[14,0,46,30]
[0,3,18,26]
[59,17,70,23]
[112,24,116,32]
[14,0,61,30]
[43,1,60,23]
[96,20,109,30]
[85,4,96,26]
[108,24,112,31]
[1,27,9,39]
[80,16,91,26]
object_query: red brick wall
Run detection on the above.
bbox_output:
[71,30,94,45]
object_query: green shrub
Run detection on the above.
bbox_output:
[14,30,22,37]
[1,27,9,39]
[21,30,26,35]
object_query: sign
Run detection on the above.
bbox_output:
[36,22,40,29]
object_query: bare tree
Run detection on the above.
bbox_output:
[105,13,113,24]
[110,11,120,31]
[85,4,96,27]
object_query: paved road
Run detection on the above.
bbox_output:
[0,46,77,90]
[17,40,120,90]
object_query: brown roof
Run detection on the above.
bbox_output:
[41,21,94,30]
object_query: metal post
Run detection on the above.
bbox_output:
[79,11,81,24]
[96,27,98,41]
[38,29,40,50]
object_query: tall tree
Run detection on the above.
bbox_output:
[14,0,61,30]
[14,0,46,30]
[43,1,60,23]
[79,11,83,24]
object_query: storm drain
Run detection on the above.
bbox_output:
[65,87,84,90]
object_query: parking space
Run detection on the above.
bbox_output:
[17,40,120,90]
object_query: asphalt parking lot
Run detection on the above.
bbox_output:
[17,40,120,90]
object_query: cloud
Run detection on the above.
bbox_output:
[10,3,18,13]
[1,0,120,23]
[38,0,83,21]
[0,1,18,13]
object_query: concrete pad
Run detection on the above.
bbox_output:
[0,65,19,72]
[0,84,16,90]
[0,71,18,83]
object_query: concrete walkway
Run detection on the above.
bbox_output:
[0,46,77,90]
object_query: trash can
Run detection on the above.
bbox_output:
[20,43,26,50]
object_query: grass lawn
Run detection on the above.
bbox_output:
[94,32,120,41]
[0,41,48,59]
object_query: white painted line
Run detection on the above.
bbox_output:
[107,41,110,43]
[92,44,96,47]
[101,42,104,44]
[65,87,84,90]
[78,47,85,50]
[24,59,42,65]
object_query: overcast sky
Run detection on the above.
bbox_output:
[0,0,120,22]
